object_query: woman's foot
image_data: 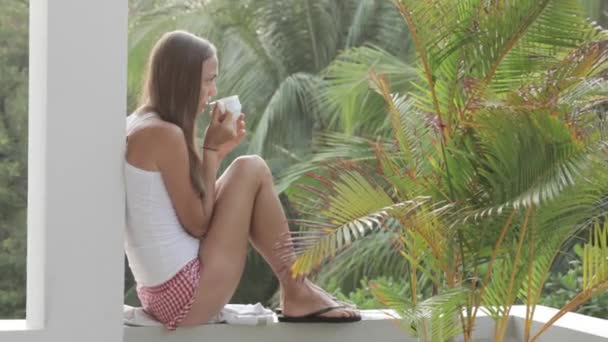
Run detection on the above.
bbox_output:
[280,279,360,321]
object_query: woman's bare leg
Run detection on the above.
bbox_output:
[181,155,358,326]
[244,158,357,318]
[180,156,262,326]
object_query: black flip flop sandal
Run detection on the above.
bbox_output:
[273,296,357,315]
[277,305,361,323]
[275,298,357,315]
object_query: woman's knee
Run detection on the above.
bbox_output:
[230,154,272,181]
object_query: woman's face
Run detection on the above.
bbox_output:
[197,55,218,114]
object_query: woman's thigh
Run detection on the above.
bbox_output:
[180,155,267,326]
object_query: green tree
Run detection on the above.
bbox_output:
[0,0,28,319]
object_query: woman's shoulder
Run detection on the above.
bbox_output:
[128,113,184,143]
[126,113,188,163]
[126,113,189,171]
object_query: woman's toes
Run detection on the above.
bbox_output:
[348,309,360,318]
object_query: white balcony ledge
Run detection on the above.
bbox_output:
[0,320,29,332]
[6,306,607,341]
[126,310,402,342]
[2,306,607,341]
[122,306,608,342]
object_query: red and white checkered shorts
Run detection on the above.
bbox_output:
[136,258,201,330]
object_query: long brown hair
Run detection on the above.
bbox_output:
[137,30,216,198]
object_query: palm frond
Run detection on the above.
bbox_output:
[276,133,387,194]
[397,203,460,288]
[447,143,608,230]
[506,40,608,112]
[287,201,423,276]
[255,0,341,74]
[529,220,608,342]
[392,0,477,70]
[284,165,428,275]
[393,0,478,120]
[563,77,608,109]
[473,109,586,209]
[413,289,468,341]
[518,225,575,340]
[247,73,324,157]
[312,224,409,292]
[532,151,608,252]
[370,277,418,336]
[467,0,545,82]
[583,220,608,290]
[365,1,414,59]
[373,281,467,341]
[322,45,417,135]
[368,111,438,201]
[479,207,533,339]
[343,0,380,48]
[369,75,421,168]
[489,0,603,94]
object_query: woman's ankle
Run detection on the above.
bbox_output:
[280,277,310,301]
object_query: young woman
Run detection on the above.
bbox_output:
[124,30,360,330]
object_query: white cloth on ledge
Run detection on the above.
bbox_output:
[123,303,276,327]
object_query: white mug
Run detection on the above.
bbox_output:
[211,95,241,131]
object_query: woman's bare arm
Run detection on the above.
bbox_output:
[197,149,221,234]
[156,124,220,238]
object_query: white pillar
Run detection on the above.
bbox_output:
[0,0,128,341]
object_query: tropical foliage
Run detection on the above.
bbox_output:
[282,1,608,341]
[0,0,29,319]
[329,266,608,319]
[540,241,608,319]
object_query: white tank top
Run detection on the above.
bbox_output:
[124,112,199,287]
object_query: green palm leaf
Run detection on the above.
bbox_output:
[312,226,409,292]
[255,0,340,74]
[343,0,379,49]
[322,45,417,135]
[583,220,608,290]
[284,166,427,275]
[508,39,608,108]
[529,220,608,342]
[247,73,324,157]
[373,280,467,341]
[483,0,602,92]
[276,133,387,194]
[392,0,478,120]
[471,109,585,208]
[481,224,533,322]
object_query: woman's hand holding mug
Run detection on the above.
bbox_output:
[203,99,246,160]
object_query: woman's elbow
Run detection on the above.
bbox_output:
[181,217,208,239]
[184,224,207,239]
